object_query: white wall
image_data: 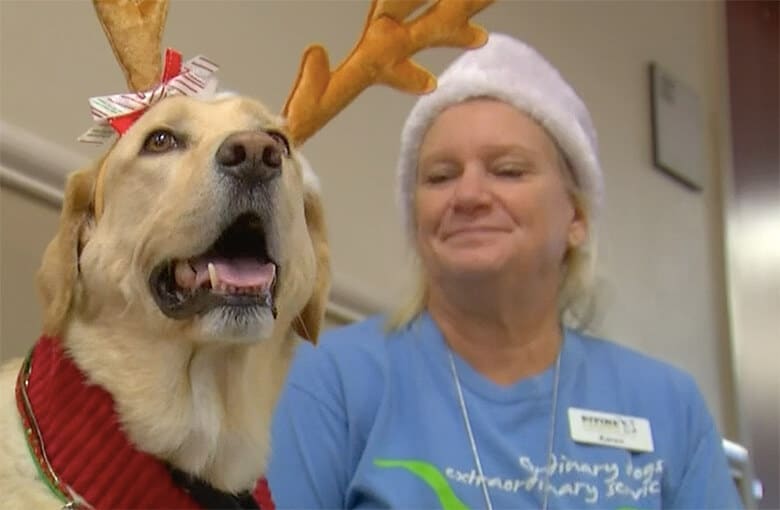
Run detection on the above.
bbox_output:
[0,1,736,434]
[0,184,59,360]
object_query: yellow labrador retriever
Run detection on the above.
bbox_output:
[0,1,491,506]
[0,94,329,508]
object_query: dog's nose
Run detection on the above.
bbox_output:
[215,131,283,184]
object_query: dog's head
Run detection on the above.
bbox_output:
[37,94,329,345]
[37,0,493,348]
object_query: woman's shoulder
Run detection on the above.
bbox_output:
[286,315,394,389]
[569,331,718,448]
[571,330,703,399]
[319,314,389,346]
[308,314,396,363]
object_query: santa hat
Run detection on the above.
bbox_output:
[397,33,603,235]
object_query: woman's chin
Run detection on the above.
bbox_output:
[439,258,511,282]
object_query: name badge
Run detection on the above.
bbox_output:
[568,407,654,453]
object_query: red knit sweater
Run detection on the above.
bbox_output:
[16,336,274,510]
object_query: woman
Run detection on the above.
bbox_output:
[267,33,741,510]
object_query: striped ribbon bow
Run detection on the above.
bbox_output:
[78,49,219,144]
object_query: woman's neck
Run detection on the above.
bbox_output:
[427,279,563,385]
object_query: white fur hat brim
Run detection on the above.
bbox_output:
[397,33,603,235]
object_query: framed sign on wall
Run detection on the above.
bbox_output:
[649,62,706,191]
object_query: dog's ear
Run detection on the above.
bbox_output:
[36,165,99,336]
[293,187,330,344]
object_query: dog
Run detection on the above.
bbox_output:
[0,93,329,508]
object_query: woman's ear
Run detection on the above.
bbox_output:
[566,191,588,249]
[568,218,586,248]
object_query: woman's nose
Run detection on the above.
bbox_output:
[452,165,490,212]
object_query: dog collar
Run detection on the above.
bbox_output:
[15,336,274,510]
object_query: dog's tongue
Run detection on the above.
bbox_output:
[212,258,275,287]
[179,258,275,290]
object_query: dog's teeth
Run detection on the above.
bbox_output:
[208,262,219,289]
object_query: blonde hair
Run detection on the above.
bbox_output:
[387,148,597,332]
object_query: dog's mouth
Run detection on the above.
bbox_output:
[150,213,278,320]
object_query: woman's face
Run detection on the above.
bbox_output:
[414,99,585,287]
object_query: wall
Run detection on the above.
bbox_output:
[0,184,58,360]
[0,1,738,437]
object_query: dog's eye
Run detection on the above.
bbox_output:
[142,129,179,154]
[267,131,290,157]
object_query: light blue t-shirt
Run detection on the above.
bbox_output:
[268,314,741,509]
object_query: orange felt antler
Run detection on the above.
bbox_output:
[92,0,169,92]
[283,0,493,146]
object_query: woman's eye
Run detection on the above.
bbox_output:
[421,166,457,185]
[267,131,291,156]
[142,129,179,154]
[494,165,527,177]
[422,173,455,186]
[425,173,451,184]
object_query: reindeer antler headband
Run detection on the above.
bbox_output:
[80,0,493,146]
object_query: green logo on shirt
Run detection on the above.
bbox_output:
[375,458,645,510]
[374,459,469,510]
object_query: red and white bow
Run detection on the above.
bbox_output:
[78,49,219,144]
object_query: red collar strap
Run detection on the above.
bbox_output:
[15,336,275,510]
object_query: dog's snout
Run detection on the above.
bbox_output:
[216,131,283,184]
